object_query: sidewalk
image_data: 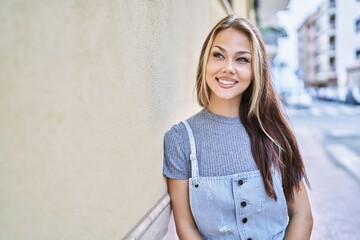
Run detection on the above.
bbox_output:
[163,211,178,240]
[295,126,360,239]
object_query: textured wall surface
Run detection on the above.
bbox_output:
[0,0,226,239]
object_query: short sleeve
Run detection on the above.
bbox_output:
[162,124,190,179]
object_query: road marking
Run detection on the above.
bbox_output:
[310,107,322,116]
[326,144,360,182]
[328,130,359,138]
[339,106,357,115]
[323,106,338,115]
[286,104,360,117]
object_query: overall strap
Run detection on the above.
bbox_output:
[181,120,199,178]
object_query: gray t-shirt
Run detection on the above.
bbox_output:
[163,108,258,179]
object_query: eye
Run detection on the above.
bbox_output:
[236,57,250,63]
[212,52,224,59]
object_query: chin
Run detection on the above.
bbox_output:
[215,94,241,101]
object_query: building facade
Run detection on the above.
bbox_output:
[298,12,320,87]
[298,0,360,102]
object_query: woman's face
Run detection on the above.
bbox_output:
[205,28,252,105]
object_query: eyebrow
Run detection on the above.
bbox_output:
[213,45,251,55]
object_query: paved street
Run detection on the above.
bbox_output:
[287,100,360,239]
[287,100,360,182]
[286,100,360,157]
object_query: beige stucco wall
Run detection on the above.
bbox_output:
[0,0,227,239]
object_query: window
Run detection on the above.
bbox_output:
[330,14,336,28]
[356,18,360,32]
[329,36,335,49]
[329,57,336,71]
[329,0,336,7]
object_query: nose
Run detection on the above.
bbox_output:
[221,60,235,74]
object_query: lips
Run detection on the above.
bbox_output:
[215,77,238,89]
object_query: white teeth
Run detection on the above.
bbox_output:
[218,79,236,85]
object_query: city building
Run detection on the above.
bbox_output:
[255,0,288,60]
[297,0,360,102]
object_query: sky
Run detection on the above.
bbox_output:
[275,0,323,91]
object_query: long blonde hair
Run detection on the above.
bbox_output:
[196,15,308,202]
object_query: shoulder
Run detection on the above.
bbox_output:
[164,122,187,143]
[164,109,205,140]
[163,121,190,162]
[163,120,192,179]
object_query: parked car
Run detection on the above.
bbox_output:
[283,91,312,109]
[318,87,338,102]
[345,87,360,105]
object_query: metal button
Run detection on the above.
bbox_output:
[194,184,199,188]
[242,218,248,224]
[241,201,247,207]
[238,179,244,185]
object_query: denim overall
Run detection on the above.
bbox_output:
[182,120,289,240]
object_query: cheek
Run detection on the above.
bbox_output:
[206,60,221,74]
[246,72,253,81]
[242,67,253,81]
[205,66,216,84]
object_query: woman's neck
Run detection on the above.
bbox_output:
[207,97,241,117]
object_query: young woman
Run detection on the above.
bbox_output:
[163,15,313,240]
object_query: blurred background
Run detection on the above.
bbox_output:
[0,0,359,239]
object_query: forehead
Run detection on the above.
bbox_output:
[212,28,251,51]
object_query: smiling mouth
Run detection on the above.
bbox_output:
[215,77,238,88]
